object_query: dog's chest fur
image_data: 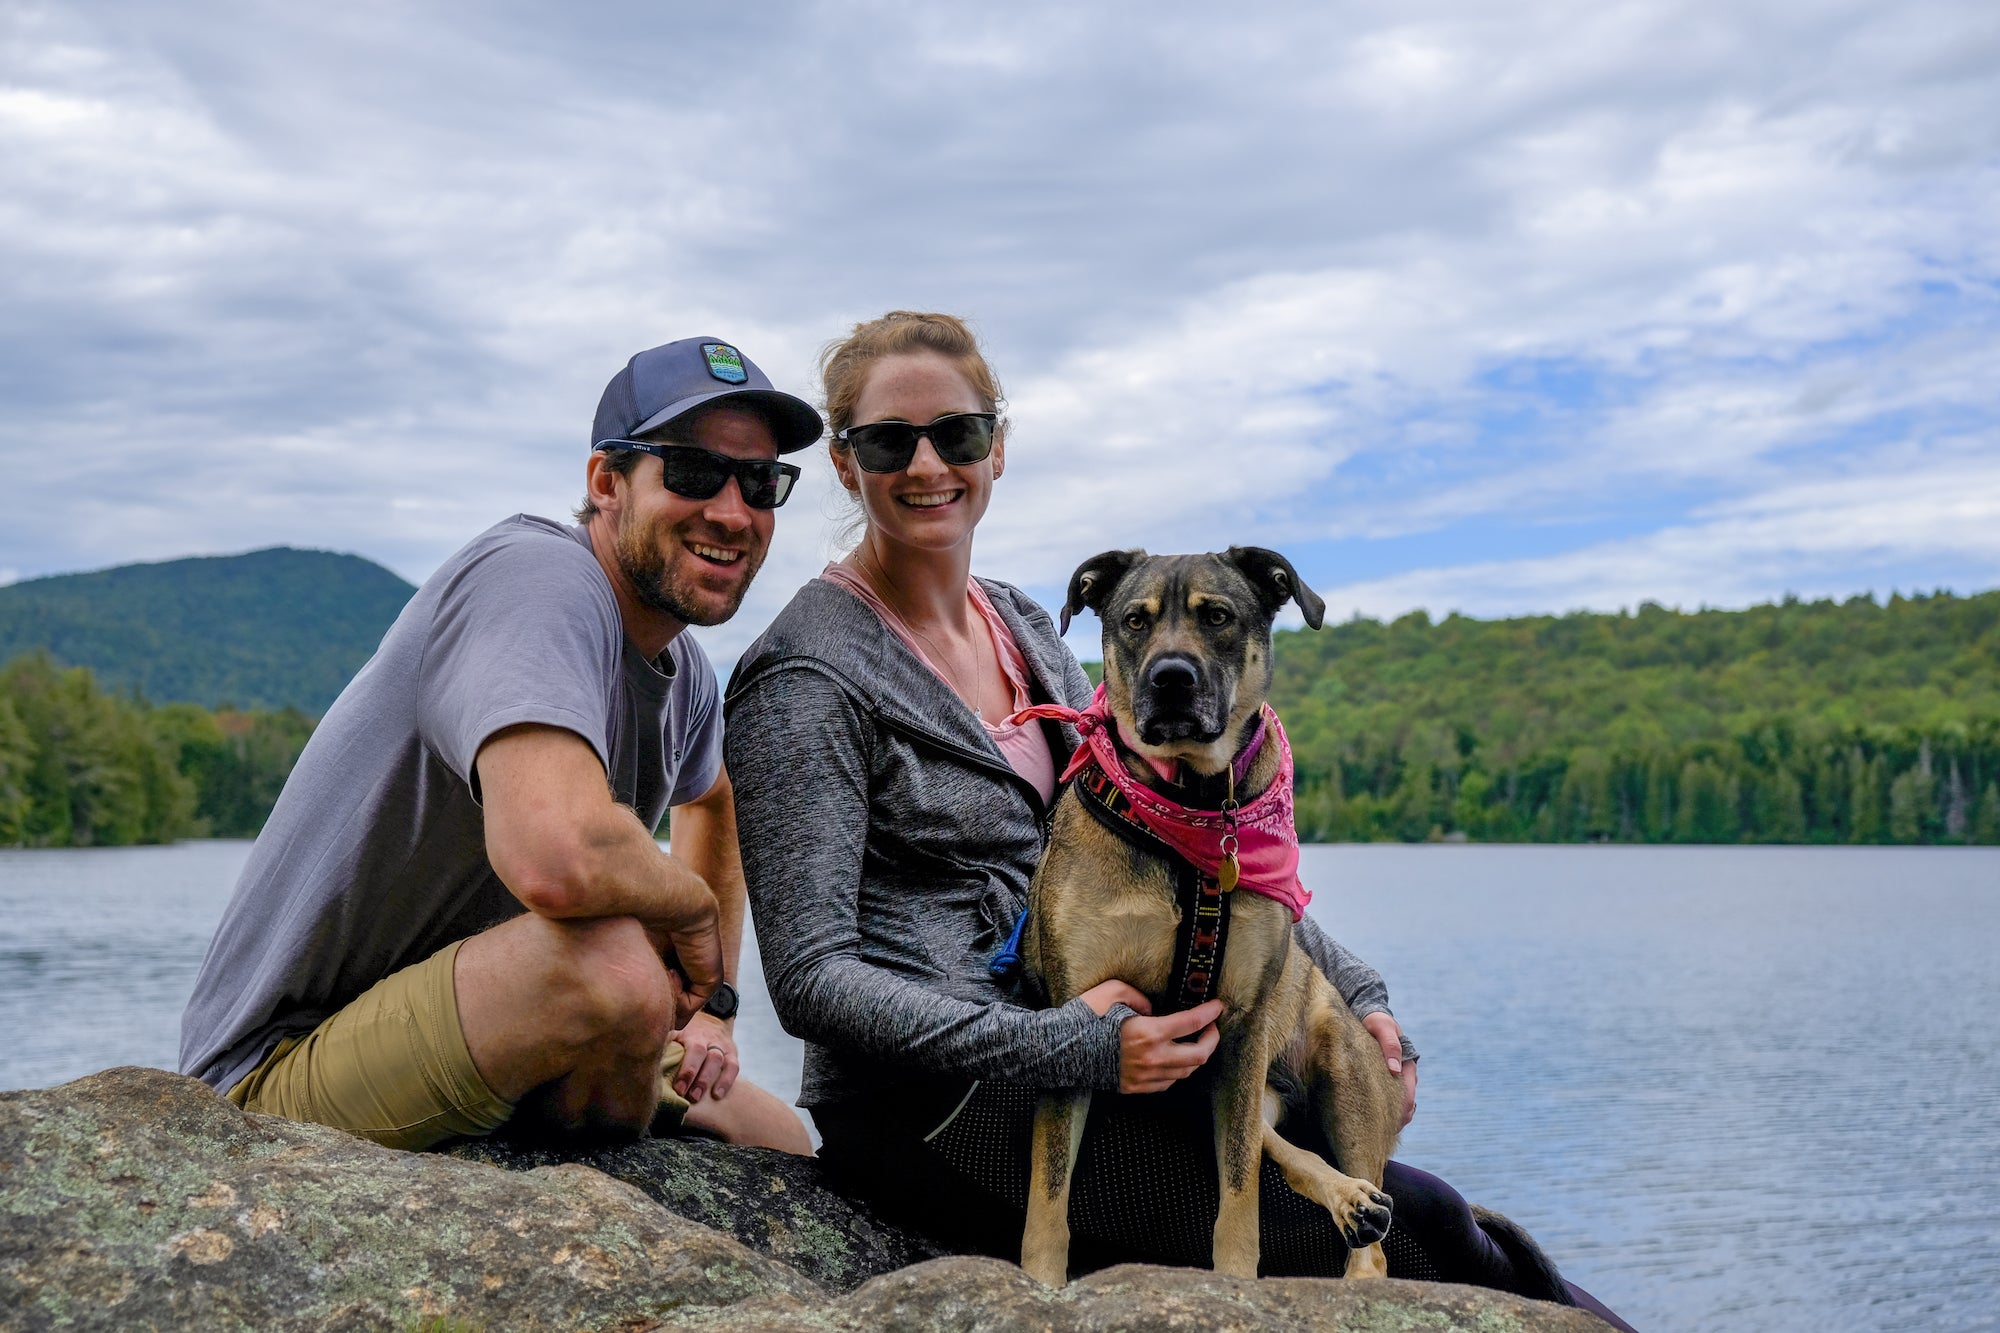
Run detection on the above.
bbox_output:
[1028,795,1182,1002]
[1026,749,1295,1021]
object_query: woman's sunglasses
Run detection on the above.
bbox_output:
[834,412,997,474]
[596,440,801,510]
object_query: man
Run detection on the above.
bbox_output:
[181,336,817,1154]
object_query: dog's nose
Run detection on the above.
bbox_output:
[1145,655,1201,693]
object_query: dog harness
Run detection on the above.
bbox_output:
[1075,759,1238,1011]
[998,686,1310,1011]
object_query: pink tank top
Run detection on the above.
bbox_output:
[820,563,1059,805]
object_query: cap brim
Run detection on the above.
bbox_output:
[633,387,824,454]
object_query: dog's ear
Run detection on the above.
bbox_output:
[1224,546,1325,629]
[1062,549,1145,634]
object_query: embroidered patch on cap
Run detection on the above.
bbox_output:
[702,343,748,384]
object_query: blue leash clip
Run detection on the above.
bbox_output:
[989,908,1028,983]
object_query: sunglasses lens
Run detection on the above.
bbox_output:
[657,451,730,500]
[848,422,919,473]
[929,414,995,465]
[847,414,995,472]
[737,464,797,510]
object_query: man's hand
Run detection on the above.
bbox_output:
[1080,980,1224,1095]
[639,913,723,1029]
[672,1011,740,1104]
[1362,1011,1418,1128]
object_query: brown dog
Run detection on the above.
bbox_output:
[1020,546,1404,1285]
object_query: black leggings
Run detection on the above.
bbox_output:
[814,1081,1636,1331]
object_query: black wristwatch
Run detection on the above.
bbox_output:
[701,981,739,1021]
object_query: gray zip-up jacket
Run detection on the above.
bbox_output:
[725,576,1407,1111]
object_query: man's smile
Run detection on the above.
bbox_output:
[689,542,745,566]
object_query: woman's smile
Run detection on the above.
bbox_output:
[897,488,965,509]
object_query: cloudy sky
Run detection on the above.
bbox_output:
[5,0,1998,661]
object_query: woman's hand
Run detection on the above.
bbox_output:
[672,1011,740,1104]
[1079,981,1224,1095]
[1361,1011,1418,1127]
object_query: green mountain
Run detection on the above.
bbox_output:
[0,548,415,714]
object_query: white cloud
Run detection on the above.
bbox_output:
[1314,447,2000,620]
[1,0,1996,664]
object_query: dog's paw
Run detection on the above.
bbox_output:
[1276,1154,1396,1250]
[1328,1176,1392,1248]
[1342,1189,1394,1247]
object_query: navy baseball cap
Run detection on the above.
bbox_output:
[592,337,823,455]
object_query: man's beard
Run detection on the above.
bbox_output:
[614,511,764,628]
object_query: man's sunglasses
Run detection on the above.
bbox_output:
[596,440,801,510]
[834,411,997,474]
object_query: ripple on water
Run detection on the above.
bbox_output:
[3,840,1997,1332]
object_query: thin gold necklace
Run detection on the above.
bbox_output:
[854,554,994,718]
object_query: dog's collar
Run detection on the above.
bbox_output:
[1010,686,1310,922]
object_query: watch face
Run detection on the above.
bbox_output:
[703,981,739,1020]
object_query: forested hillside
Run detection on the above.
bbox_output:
[0,547,414,713]
[1268,590,2000,843]
[0,653,312,847]
[7,583,1998,848]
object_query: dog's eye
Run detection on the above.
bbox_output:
[1203,605,1234,627]
[1123,611,1148,632]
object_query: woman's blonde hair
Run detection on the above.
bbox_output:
[818,311,1007,440]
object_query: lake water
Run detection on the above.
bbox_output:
[2,841,1996,1332]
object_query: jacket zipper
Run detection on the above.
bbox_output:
[875,711,1052,823]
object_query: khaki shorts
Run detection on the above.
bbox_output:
[227,937,693,1151]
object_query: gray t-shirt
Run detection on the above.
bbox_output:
[181,514,724,1094]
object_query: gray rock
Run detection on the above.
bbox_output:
[1,1068,1606,1333]
[654,1257,1617,1331]
[0,1067,818,1332]
[447,1132,945,1291]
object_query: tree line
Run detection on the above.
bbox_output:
[7,586,1999,848]
[0,652,313,847]
[1268,589,2000,844]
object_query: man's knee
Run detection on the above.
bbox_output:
[543,914,681,1053]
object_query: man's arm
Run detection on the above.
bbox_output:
[669,765,744,980]
[476,722,723,1024]
[665,764,746,1102]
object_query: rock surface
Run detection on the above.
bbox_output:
[0,1067,816,1332]
[2,1068,1606,1332]
[448,1131,945,1291]
[656,1258,1617,1332]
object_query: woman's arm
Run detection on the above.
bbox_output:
[727,664,1127,1090]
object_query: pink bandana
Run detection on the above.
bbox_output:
[1011,686,1311,921]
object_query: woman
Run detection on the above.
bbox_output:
[724,312,1633,1324]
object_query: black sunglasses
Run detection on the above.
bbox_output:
[596,440,801,510]
[834,411,997,474]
